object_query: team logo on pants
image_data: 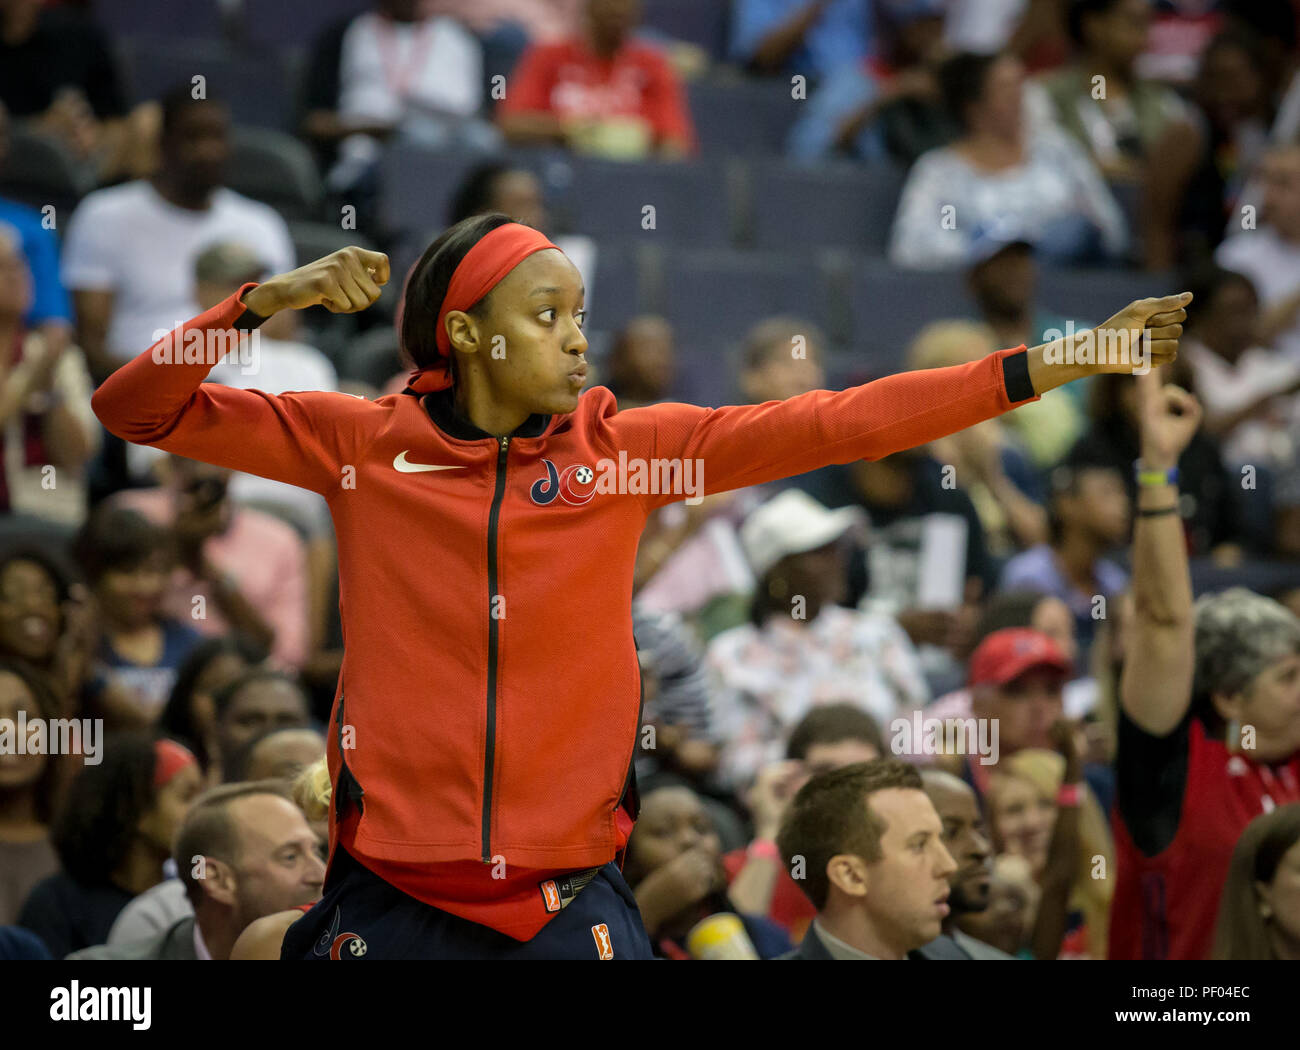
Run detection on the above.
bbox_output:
[540,880,562,913]
[332,932,368,959]
[313,905,368,959]
[591,923,614,960]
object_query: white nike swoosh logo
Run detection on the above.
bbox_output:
[393,451,464,473]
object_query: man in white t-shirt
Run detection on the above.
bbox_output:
[328,0,495,190]
[61,89,295,483]
[61,90,295,383]
[1216,144,1300,364]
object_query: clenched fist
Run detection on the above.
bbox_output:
[240,246,390,317]
[1092,291,1193,372]
[1027,291,1194,396]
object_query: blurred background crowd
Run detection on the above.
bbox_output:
[2,0,1300,961]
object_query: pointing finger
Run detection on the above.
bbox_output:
[1148,292,1193,315]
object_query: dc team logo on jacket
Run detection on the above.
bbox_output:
[530,460,596,506]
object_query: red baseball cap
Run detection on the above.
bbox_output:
[968,628,1071,688]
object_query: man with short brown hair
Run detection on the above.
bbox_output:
[777,759,957,959]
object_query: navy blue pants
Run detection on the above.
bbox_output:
[281,845,655,960]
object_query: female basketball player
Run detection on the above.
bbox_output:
[93,214,1190,959]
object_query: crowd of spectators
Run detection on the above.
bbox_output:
[2,0,1300,962]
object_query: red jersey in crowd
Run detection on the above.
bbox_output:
[1110,714,1300,959]
[499,36,696,153]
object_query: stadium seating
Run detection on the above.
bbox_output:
[661,248,831,343]
[116,38,298,131]
[588,244,645,338]
[382,146,740,249]
[747,160,908,254]
[688,77,801,157]
[378,141,501,247]
[0,127,94,219]
[554,156,734,246]
[228,126,325,221]
[641,0,732,61]
[846,259,975,367]
[94,0,224,40]
[239,0,369,50]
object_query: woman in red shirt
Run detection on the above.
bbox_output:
[497,0,695,158]
[94,214,1189,958]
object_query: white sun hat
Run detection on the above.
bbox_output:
[740,489,867,579]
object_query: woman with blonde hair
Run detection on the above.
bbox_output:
[290,754,332,824]
[986,735,1114,958]
[1213,803,1300,960]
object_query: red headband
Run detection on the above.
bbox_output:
[404,223,561,394]
[153,738,197,788]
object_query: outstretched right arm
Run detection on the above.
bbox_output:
[91,247,389,496]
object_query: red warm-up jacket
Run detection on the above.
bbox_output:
[92,286,1039,938]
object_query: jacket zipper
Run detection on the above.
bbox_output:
[482,435,509,862]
